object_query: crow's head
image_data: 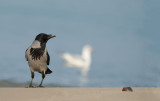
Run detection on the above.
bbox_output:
[35,33,56,43]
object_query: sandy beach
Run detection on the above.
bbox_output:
[0,87,159,101]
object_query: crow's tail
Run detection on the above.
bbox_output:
[45,68,52,74]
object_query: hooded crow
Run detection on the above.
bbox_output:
[25,33,56,87]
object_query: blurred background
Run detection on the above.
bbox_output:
[0,0,160,87]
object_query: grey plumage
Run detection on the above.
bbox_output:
[25,33,56,87]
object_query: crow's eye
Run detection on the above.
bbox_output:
[42,35,48,41]
[44,35,48,39]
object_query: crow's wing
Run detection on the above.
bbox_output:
[47,51,50,65]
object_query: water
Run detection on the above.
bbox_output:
[0,33,160,87]
[0,0,160,87]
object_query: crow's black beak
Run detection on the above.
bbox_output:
[48,35,56,39]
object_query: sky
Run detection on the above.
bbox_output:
[0,0,160,87]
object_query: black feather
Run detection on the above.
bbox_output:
[45,68,52,74]
[30,48,45,60]
[47,51,50,65]
[39,68,52,74]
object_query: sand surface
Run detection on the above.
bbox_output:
[0,88,160,101]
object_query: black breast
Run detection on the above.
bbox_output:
[30,48,45,60]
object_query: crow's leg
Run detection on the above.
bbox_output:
[39,72,45,87]
[29,72,34,87]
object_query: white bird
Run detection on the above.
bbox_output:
[60,45,93,76]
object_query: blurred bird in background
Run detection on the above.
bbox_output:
[60,45,93,76]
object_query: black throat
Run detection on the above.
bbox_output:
[30,43,46,60]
